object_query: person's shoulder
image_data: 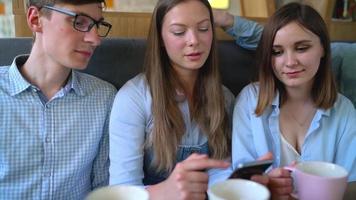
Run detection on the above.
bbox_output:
[75,71,117,95]
[0,65,11,88]
[222,85,235,98]
[0,65,10,75]
[113,74,151,109]
[118,73,148,95]
[238,82,259,98]
[333,93,355,111]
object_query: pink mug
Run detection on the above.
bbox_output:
[285,161,348,200]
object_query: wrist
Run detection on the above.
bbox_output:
[222,13,234,30]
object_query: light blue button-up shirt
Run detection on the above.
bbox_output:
[0,55,117,200]
[232,83,356,181]
[109,74,235,186]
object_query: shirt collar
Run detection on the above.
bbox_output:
[271,91,280,108]
[68,71,86,96]
[8,55,85,97]
[8,55,32,96]
[271,90,330,117]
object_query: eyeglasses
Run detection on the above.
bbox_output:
[41,5,112,37]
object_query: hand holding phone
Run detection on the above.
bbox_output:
[229,159,273,180]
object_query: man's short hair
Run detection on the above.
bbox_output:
[26,0,106,9]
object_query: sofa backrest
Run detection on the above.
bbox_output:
[0,37,257,96]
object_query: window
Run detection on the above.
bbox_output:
[0,0,15,37]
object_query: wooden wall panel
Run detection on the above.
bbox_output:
[13,0,354,41]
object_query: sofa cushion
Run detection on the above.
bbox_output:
[331,42,356,106]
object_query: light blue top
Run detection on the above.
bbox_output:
[225,16,263,50]
[0,55,117,200]
[232,83,356,182]
[109,74,235,186]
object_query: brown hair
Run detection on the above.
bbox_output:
[144,0,231,172]
[26,0,106,8]
[255,2,337,115]
[26,0,106,40]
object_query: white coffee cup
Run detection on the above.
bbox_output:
[86,185,149,200]
[208,179,270,200]
[285,161,348,200]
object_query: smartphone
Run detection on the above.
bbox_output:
[229,159,273,179]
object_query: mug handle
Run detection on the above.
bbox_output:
[283,166,299,199]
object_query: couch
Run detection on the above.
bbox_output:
[0,37,257,96]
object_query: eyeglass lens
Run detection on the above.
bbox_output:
[74,15,111,37]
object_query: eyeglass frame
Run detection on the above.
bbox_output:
[41,5,112,37]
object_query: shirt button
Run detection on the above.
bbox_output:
[31,87,38,92]
[45,137,51,143]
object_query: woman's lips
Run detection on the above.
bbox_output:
[285,69,305,78]
[76,50,93,58]
[186,52,202,61]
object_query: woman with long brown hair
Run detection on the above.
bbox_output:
[109,0,238,199]
[231,3,356,199]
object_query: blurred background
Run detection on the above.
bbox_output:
[0,0,14,37]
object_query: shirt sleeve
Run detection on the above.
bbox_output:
[334,97,356,182]
[109,80,147,186]
[91,87,117,189]
[231,84,261,169]
[225,16,263,50]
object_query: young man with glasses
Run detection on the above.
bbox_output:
[0,1,116,199]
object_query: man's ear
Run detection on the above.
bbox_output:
[27,6,43,33]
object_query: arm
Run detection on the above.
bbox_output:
[213,10,263,50]
[109,81,147,186]
[91,88,116,189]
[231,85,262,167]
[91,114,110,188]
[334,98,356,182]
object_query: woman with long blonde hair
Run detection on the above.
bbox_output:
[109,0,235,199]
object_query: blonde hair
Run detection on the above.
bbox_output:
[144,0,231,172]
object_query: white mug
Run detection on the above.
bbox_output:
[86,185,149,200]
[285,161,348,200]
[208,179,270,200]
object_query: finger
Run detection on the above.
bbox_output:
[257,152,273,161]
[182,192,206,200]
[268,168,291,178]
[251,174,269,186]
[175,170,209,184]
[185,153,208,161]
[269,177,293,188]
[268,177,293,196]
[180,158,230,171]
[178,182,208,193]
[271,194,292,200]
[270,185,294,196]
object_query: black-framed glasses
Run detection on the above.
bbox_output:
[41,5,112,37]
